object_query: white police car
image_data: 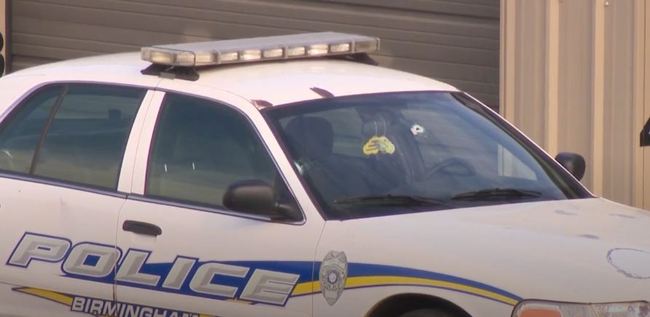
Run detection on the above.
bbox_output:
[0,32,647,317]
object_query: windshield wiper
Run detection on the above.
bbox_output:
[334,194,452,208]
[451,188,542,201]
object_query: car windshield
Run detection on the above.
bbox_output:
[264,91,590,219]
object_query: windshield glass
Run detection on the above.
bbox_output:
[264,91,590,219]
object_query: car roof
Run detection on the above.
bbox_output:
[8,52,459,106]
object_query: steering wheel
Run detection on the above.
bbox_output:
[425,157,475,179]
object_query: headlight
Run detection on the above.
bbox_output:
[513,300,649,317]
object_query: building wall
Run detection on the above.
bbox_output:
[501,0,650,209]
[7,0,501,107]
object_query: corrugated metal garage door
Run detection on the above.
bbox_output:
[9,0,500,106]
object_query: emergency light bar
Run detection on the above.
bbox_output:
[141,32,379,67]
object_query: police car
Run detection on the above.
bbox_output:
[0,32,647,317]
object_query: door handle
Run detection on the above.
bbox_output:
[642,118,650,147]
[122,220,162,236]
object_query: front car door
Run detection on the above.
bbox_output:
[115,88,324,317]
[0,83,148,316]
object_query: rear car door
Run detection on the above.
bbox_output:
[0,83,148,316]
[114,90,324,317]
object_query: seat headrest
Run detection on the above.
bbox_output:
[361,113,390,137]
[284,116,334,160]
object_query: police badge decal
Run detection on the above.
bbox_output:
[319,251,348,305]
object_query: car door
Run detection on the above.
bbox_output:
[0,83,149,316]
[115,89,324,317]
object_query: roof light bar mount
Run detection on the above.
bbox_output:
[141,64,200,81]
[140,32,380,79]
[329,52,378,66]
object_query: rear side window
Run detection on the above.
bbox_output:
[0,84,145,189]
[0,85,62,173]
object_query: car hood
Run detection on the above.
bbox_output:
[318,198,650,303]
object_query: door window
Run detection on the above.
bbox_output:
[145,93,297,216]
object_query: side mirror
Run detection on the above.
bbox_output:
[0,31,5,76]
[555,152,586,181]
[641,117,650,147]
[223,179,300,221]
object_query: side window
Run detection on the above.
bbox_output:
[0,84,145,189]
[0,85,63,173]
[146,94,296,216]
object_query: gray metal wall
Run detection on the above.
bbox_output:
[9,0,500,106]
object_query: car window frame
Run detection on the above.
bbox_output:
[139,91,306,224]
[0,82,149,196]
